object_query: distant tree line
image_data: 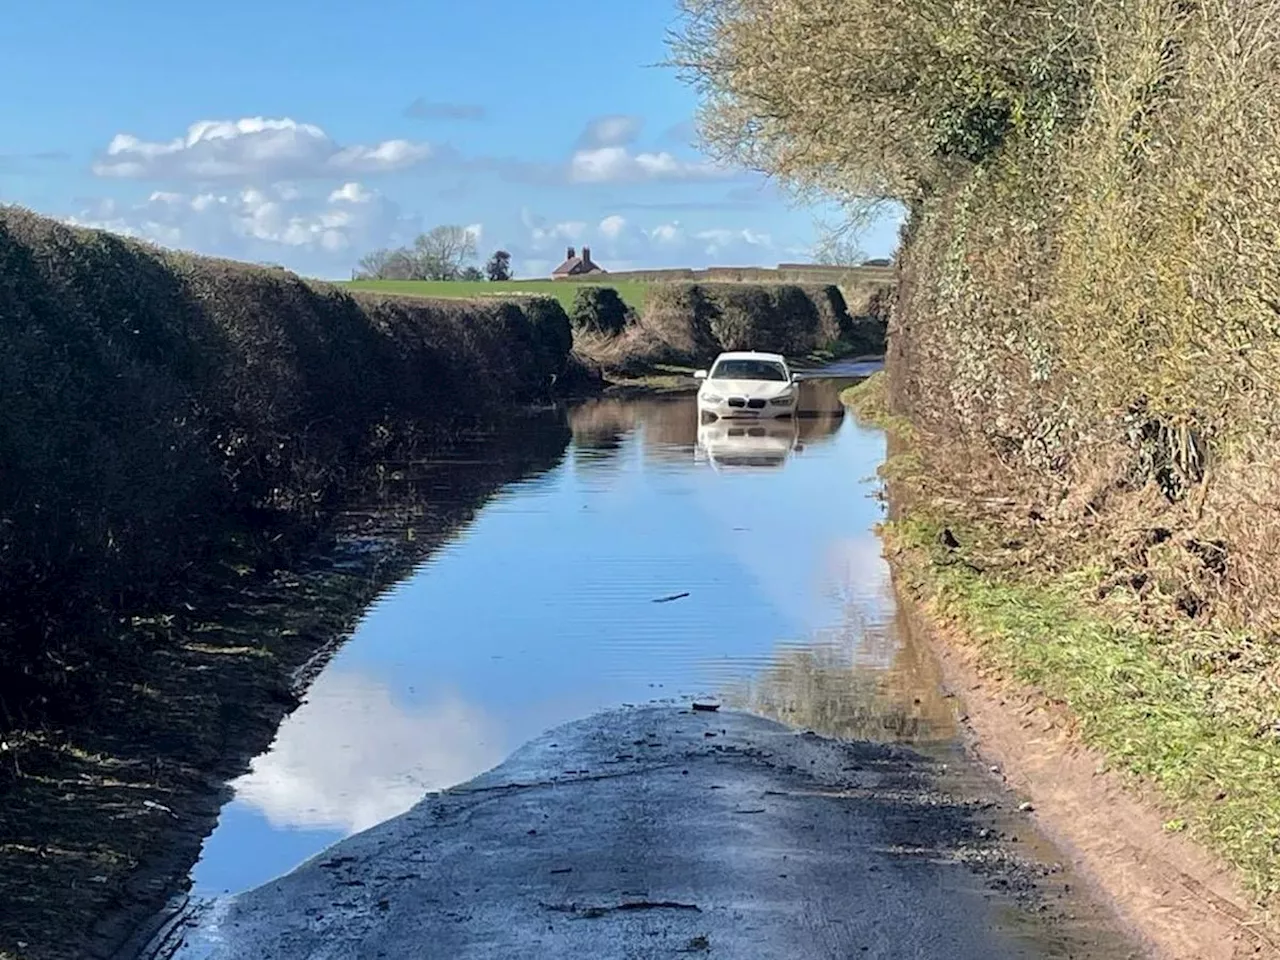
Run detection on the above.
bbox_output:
[355,225,512,282]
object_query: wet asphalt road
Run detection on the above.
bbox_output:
[151,707,1139,959]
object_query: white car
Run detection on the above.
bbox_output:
[694,351,799,421]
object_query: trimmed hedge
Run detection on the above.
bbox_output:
[0,207,575,727]
[630,281,877,367]
[570,285,631,336]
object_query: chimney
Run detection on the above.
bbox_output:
[566,246,576,261]
[582,246,591,264]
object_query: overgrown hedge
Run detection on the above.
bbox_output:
[0,207,574,727]
[608,281,881,370]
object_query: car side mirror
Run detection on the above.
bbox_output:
[693,370,708,380]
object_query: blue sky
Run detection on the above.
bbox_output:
[0,0,902,279]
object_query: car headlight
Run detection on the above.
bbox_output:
[702,393,724,403]
[769,393,796,406]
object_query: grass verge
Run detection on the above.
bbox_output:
[847,372,1280,911]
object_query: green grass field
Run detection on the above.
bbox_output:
[344,279,653,311]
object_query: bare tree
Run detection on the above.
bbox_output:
[355,248,396,279]
[354,227,480,281]
[382,249,422,280]
[412,225,479,281]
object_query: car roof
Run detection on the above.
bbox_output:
[713,351,787,362]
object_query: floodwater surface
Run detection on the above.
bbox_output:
[190,365,954,896]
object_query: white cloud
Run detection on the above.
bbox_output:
[92,117,432,181]
[328,181,374,204]
[66,180,417,276]
[577,115,643,148]
[464,222,483,245]
[648,222,684,244]
[598,214,627,239]
[529,219,586,246]
[232,670,507,833]
[695,227,773,254]
[569,146,728,184]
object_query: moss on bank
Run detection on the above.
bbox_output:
[846,372,1280,910]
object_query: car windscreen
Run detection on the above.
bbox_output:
[709,359,788,381]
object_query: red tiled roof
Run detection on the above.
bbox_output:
[552,256,606,276]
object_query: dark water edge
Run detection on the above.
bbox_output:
[0,413,574,960]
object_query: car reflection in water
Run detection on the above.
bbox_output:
[695,417,802,471]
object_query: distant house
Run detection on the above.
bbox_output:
[551,246,607,278]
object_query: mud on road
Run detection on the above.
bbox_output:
[149,707,1142,959]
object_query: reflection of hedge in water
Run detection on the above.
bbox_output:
[0,207,575,729]
[728,614,955,745]
[0,411,572,960]
[796,379,851,446]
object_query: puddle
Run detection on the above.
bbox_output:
[188,366,958,896]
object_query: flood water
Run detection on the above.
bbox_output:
[190,363,955,897]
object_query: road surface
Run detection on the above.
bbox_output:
[148,707,1139,959]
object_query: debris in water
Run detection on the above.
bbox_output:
[550,867,573,875]
[652,592,691,603]
[691,701,720,712]
[617,900,700,912]
[1018,802,1035,812]
[319,856,358,869]
[679,935,712,953]
[544,900,701,918]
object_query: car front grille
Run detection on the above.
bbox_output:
[727,397,747,408]
[746,398,767,409]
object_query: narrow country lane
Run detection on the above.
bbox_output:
[117,376,1147,960]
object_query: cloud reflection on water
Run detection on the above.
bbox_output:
[231,670,505,833]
